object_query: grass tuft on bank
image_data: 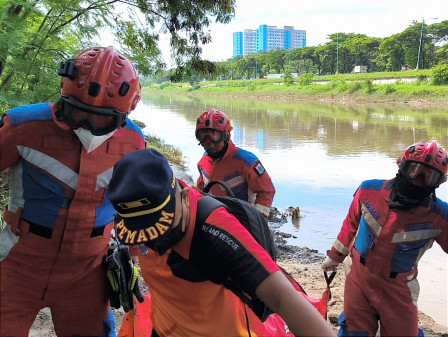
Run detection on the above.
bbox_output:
[145,134,186,170]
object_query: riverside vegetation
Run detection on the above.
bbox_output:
[144,66,448,107]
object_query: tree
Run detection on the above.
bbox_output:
[339,35,381,73]
[378,34,406,71]
[0,0,235,109]
[427,20,448,44]
[434,44,448,66]
[264,49,287,74]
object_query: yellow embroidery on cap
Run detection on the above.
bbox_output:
[124,230,137,244]
[158,211,174,225]
[137,229,149,243]
[116,218,125,230]
[171,171,176,188]
[117,198,150,210]
[118,195,171,217]
[117,208,176,244]
[155,222,170,236]
[146,226,159,240]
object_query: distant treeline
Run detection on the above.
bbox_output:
[145,21,448,84]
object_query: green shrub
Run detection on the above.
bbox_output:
[298,72,313,86]
[189,83,201,91]
[416,74,428,83]
[363,79,373,93]
[431,64,448,85]
[384,84,396,93]
[348,81,362,93]
[328,80,345,90]
[235,81,250,87]
[283,72,294,86]
[159,81,171,89]
[336,81,349,92]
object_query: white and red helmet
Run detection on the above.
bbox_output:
[397,141,448,188]
[195,108,233,143]
[60,46,141,112]
[58,46,141,135]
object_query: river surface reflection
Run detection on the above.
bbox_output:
[131,93,448,326]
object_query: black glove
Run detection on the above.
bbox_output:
[104,245,145,312]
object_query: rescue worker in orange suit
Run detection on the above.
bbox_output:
[0,46,145,336]
[108,148,336,337]
[194,108,275,219]
[322,141,448,337]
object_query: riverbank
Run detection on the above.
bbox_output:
[143,88,448,109]
[28,241,448,337]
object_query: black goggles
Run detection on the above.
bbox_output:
[399,160,446,188]
[60,96,127,136]
[195,129,225,144]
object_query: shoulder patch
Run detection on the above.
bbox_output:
[254,162,265,176]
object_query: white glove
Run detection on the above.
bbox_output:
[321,256,339,272]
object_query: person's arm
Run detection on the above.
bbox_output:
[435,200,448,254]
[326,187,363,263]
[244,160,275,218]
[256,271,336,337]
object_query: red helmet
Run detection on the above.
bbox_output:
[195,108,233,144]
[196,108,233,133]
[59,46,141,113]
[397,141,448,187]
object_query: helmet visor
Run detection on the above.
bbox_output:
[195,129,225,144]
[60,96,127,136]
[400,161,445,187]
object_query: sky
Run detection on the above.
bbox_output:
[101,0,447,67]
[167,0,447,64]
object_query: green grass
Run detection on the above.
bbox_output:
[313,69,431,81]
[143,70,448,103]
